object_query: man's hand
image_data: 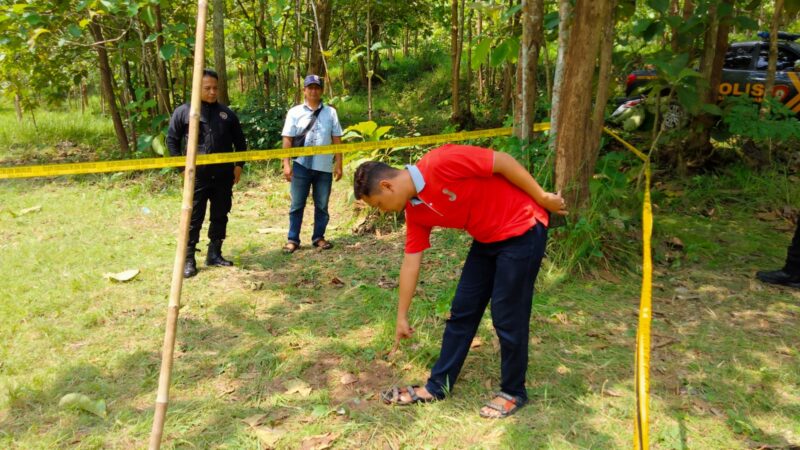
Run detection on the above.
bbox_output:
[540,191,569,216]
[333,163,343,181]
[389,316,415,355]
[282,162,293,182]
[233,166,243,184]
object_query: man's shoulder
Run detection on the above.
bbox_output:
[287,104,307,115]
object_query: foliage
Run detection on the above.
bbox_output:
[234,94,287,151]
[721,94,800,142]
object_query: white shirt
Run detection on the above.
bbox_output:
[281,102,343,173]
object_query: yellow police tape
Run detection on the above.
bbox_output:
[0,126,535,180]
[0,121,654,446]
[603,127,653,450]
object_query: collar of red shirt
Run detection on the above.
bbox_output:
[406,164,426,206]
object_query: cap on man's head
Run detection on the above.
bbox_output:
[304,74,323,87]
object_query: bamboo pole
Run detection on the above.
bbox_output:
[148,0,208,448]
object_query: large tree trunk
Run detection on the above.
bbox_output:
[89,19,130,156]
[553,0,612,207]
[212,0,230,104]
[367,1,373,120]
[585,0,617,172]
[308,0,333,77]
[549,0,572,145]
[514,0,543,140]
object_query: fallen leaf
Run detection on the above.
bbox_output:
[596,270,621,283]
[59,393,107,418]
[530,336,542,345]
[484,379,493,390]
[603,388,623,398]
[253,426,285,448]
[470,337,482,348]
[11,205,42,217]
[553,312,568,324]
[331,277,345,287]
[556,365,571,375]
[755,211,781,222]
[300,432,339,450]
[242,413,268,427]
[284,379,312,397]
[257,227,288,234]
[377,276,398,289]
[103,269,140,282]
[340,373,358,385]
[666,236,685,250]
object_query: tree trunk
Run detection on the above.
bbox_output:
[450,0,461,121]
[367,0,373,120]
[477,11,485,101]
[514,0,543,140]
[403,27,409,57]
[294,0,302,104]
[89,19,130,156]
[309,0,333,76]
[212,0,230,105]
[585,0,617,172]
[14,93,23,123]
[466,10,474,119]
[154,5,172,113]
[550,0,572,145]
[762,0,784,116]
[553,0,610,207]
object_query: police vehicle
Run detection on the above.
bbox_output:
[617,32,800,127]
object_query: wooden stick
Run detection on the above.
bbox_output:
[148,1,209,448]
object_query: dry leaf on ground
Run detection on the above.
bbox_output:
[103,269,140,282]
[285,379,312,397]
[300,432,339,450]
[253,426,285,448]
[470,337,482,348]
[242,413,268,427]
[340,373,358,385]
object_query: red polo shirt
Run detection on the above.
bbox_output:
[404,144,550,254]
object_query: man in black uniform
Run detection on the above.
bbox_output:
[167,69,247,278]
[757,221,800,289]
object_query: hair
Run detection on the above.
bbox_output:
[353,161,401,200]
[202,69,219,80]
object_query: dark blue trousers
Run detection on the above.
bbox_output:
[785,220,800,275]
[425,223,547,401]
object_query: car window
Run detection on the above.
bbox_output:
[724,45,755,70]
[755,44,799,71]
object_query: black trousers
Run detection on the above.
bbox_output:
[424,223,547,401]
[188,174,233,247]
[785,220,800,275]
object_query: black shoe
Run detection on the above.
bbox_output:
[206,239,233,267]
[184,246,198,278]
[756,269,800,288]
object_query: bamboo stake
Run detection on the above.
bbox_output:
[148,0,208,448]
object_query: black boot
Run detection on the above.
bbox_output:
[184,245,198,278]
[756,269,800,288]
[206,239,233,267]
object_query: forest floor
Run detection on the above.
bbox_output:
[1,149,799,448]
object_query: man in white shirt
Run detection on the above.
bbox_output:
[281,75,343,253]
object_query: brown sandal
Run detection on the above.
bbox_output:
[283,242,299,254]
[380,385,436,406]
[312,239,333,250]
[479,392,526,419]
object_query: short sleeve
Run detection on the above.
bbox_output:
[330,107,343,137]
[281,109,297,137]
[430,144,494,180]
[404,212,432,254]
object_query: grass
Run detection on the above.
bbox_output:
[0,102,118,165]
[1,162,798,448]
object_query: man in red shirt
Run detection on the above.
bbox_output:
[353,144,568,418]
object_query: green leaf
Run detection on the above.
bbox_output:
[731,16,758,31]
[544,11,559,30]
[159,43,176,61]
[141,6,156,27]
[501,3,522,21]
[24,13,42,26]
[490,40,510,67]
[646,0,669,14]
[59,393,107,418]
[373,125,392,141]
[632,19,654,38]
[67,24,82,38]
[137,134,155,152]
[717,2,733,18]
[151,133,166,156]
[471,38,491,69]
[701,103,723,116]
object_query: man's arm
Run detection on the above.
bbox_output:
[332,135,343,181]
[492,151,568,215]
[282,136,293,182]
[165,107,186,158]
[396,251,423,344]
